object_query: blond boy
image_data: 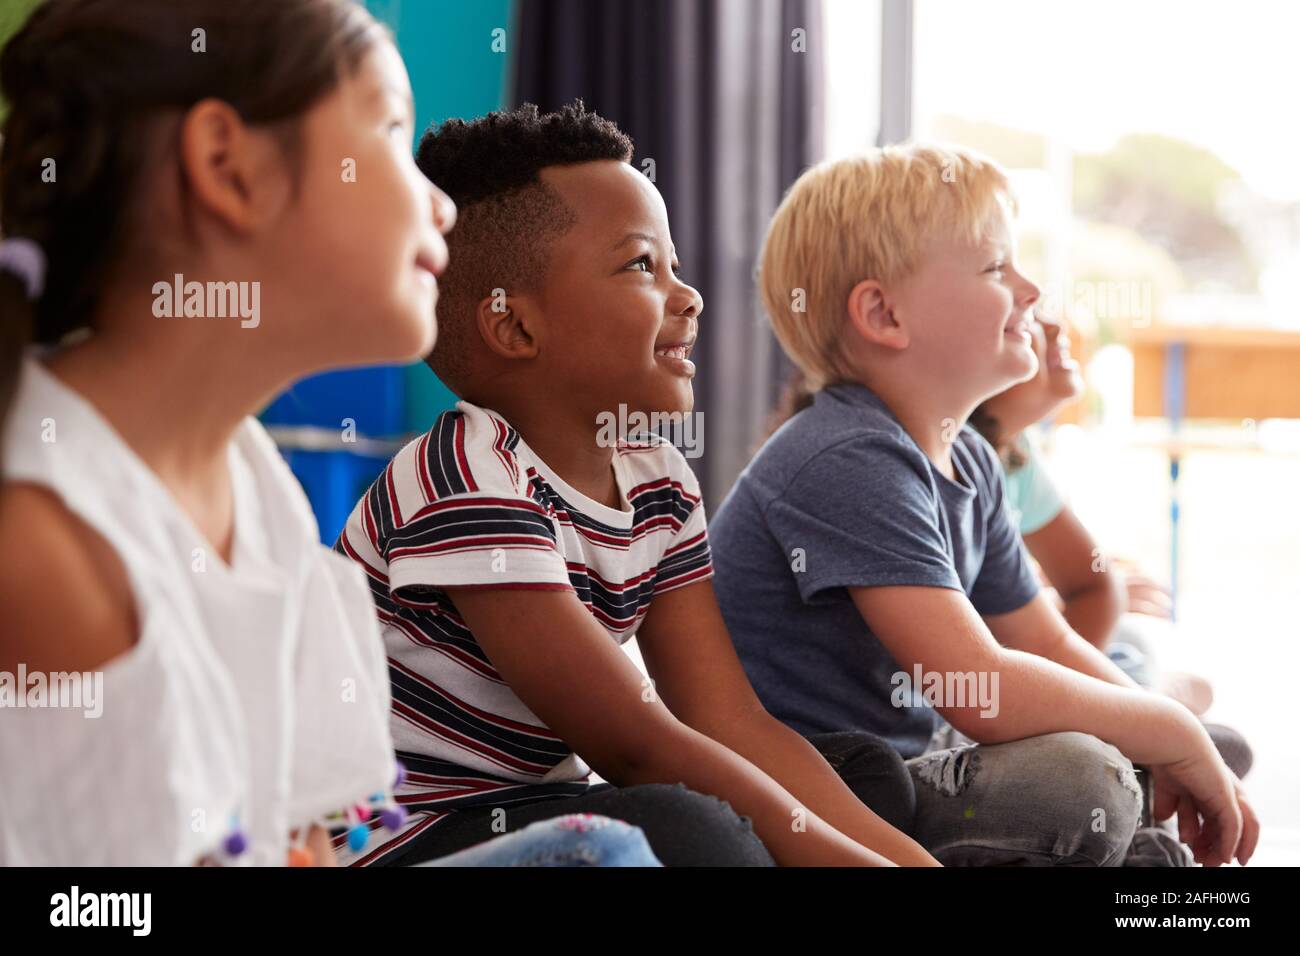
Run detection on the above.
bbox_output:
[709,145,1258,866]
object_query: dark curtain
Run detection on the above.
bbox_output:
[513,0,825,508]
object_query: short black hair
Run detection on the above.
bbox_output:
[415,100,634,392]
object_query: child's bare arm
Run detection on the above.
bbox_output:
[635,579,939,866]
[854,584,1180,755]
[1021,506,1126,648]
[851,584,1250,865]
[983,592,1137,688]
[444,584,899,866]
[0,484,137,675]
[305,825,338,866]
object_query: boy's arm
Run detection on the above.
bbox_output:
[851,584,1250,865]
[634,579,940,867]
[1021,506,1127,649]
[444,584,900,866]
[854,584,1175,753]
[982,590,1138,689]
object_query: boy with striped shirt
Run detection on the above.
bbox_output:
[334,103,938,867]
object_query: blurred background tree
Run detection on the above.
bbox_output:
[1074,133,1257,294]
[933,116,1257,342]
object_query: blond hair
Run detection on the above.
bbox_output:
[758,143,1015,390]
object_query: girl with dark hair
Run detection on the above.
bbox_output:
[0,0,456,865]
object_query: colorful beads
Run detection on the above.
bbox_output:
[223,815,248,857]
[346,823,370,852]
[315,761,409,857]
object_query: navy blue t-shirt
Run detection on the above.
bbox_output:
[710,382,1040,757]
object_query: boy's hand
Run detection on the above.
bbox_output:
[1150,750,1258,866]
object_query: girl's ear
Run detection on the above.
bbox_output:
[846,278,909,350]
[176,99,290,236]
[475,292,540,361]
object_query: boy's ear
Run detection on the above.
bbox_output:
[176,99,288,235]
[474,292,539,361]
[846,279,909,351]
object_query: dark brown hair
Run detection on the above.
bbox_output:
[967,403,1026,470]
[0,0,385,430]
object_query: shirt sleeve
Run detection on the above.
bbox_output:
[965,431,1041,615]
[649,448,714,595]
[763,432,963,604]
[340,409,573,601]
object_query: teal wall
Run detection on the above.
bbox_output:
[365,0,512,428]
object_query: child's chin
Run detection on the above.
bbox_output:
[631,381,694,417]
[386,311,437,362]
[1006,346,1040,382]
[977,354,1036,401]
[664,385,696,416]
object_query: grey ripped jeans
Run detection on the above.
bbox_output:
[809,723,1148,866]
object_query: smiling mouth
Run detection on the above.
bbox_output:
[1004,303,1040,338]
[654,339,696,377]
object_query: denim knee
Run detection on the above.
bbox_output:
[814,730,907,773]
[1031,731,1143,865]
[626,783,775,866]
[811,731,916,833]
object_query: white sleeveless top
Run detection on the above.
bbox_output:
[0,357,396,865]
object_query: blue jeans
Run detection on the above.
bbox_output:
[907,724,1144,866]
[418,814,661,867]
[809,727,1146,866]
[396,782,773,866]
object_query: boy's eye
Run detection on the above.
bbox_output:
[986,262,1006,275]
[624,254,684,279]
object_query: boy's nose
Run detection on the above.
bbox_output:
[1018,275,1041,309]
[675,283,704,319]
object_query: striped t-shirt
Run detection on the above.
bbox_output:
[333,399,713,865]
